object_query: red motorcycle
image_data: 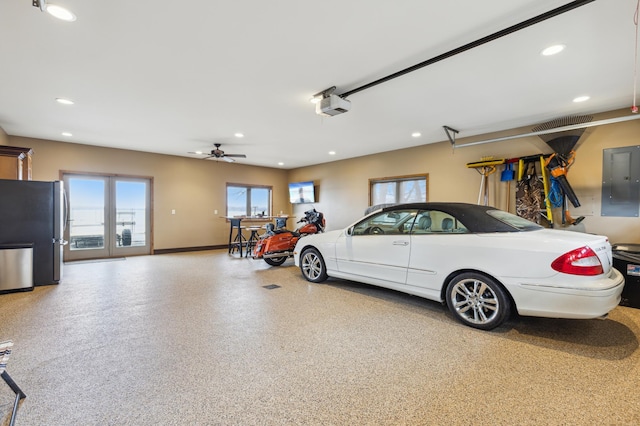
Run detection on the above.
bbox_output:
[253,209,325,266]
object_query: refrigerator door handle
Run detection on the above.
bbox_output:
[63,187,69,231]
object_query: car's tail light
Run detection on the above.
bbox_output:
[551,246,604,276]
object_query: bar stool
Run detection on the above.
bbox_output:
[1,340,26,426]
[245,226,262,257]
[228,218,247,257]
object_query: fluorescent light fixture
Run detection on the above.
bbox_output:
[573,95,590,103]
[195,151,203,155]
[61,132,72,137]
[542,44,565,56]
[46,4,76,21]
[234,133,244,138]
[411,132,421,138]
[328,151,336,155]
[56,98,74,105]
[278,162,284,166]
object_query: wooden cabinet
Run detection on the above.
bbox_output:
[0,146,33,180]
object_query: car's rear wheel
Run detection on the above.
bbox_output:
[300,248,328,283]
[265,256,287,266]
[445,272,510,330]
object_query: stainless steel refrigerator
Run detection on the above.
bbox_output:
[0,179,65,286]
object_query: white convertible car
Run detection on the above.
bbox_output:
[293,203,625,330]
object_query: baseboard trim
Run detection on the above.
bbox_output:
[154,245,227,255]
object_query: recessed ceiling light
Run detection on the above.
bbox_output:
[194,151,203,155]
[61,132,72,137]
[328,151,336,155]
[411,132,421,138]
[278,162,284,166]
[541,44,565,56]
[234,133,244,138]
[56,98,74,105]
[46,4,77,22]
[573,95,590,103]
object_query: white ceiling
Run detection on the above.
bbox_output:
[0,1,638,169]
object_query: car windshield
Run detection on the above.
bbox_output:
[486,210,543,231]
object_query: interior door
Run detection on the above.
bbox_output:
[63,174,151,260]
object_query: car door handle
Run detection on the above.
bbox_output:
[393,240,409,246]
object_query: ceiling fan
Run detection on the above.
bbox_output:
[190,143,246,162]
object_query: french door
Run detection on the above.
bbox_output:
[62,173,152,261]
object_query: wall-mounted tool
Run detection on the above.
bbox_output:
[467,157,505,206]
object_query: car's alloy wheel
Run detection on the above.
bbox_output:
[446,272,510,330]
[300,248,328,283]
[264,256,287,266]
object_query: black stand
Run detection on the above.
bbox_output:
[227,218,246,257]
[245,227,262,257]
[1,370,26,426]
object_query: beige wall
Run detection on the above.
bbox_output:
[0,126,8,145]
[289,110,640,244]
[8,136,290,250]
[5,109,640,249]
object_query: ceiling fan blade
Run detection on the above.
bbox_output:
[195,143,245,161]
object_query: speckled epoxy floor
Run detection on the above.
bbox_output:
[1,250,640,425]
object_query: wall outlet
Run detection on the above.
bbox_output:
[171,209,176,215]
[214,209,218,215]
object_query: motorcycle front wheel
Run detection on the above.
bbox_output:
[264,256,287,266]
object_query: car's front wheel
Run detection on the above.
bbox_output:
[445,272,510,330]
[300,248,328,283]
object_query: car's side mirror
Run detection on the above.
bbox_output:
[346,226,354,236]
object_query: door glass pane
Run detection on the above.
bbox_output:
[115,180,146,247]
[68,178,105,251]
[353,209,417,235]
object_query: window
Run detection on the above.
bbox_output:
[411,210,469,234]
[226,184,272,217]
[370,174,428,206]
[352,209,418,235]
